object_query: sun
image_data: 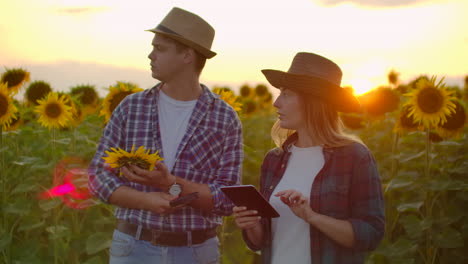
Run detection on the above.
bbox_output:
[344,79,376,95]
[0,82,18,129]
[404,76,456,128]
[35,92,73,129]
[103,144,163,175]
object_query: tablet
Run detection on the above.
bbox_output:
[221,185,280,218]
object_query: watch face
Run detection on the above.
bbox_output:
[169,184,182,196]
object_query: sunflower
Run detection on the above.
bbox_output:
[100,82,143,123]
[35,92,73,129]
[214,89,242,113]
[25,81,52,105]
[360,86,400,116]
[394,105,420,134]
[103,144,163,175]
[1,68,30,95]
[59,93,83,127]
[255,84,268,97]
[404,76,456,128]
[0,83,18,129]
[436,100,466,139]
[70,84,99,116]
[239,84,252,98]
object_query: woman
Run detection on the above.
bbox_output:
[233,52,385,264]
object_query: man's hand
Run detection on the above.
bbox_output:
[121,161,175,189]
[143,191,176,214]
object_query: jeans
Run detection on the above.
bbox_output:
[109,229,220,264]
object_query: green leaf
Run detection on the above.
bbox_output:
[38,199,62,211]
[11,182,38,194]
[86,232,112,255]
[399,215,432,239]
[434,227,464,248]
[4,199,31,215]
[18,218,45,232]
[400,151,425,163]
[83,256,104,264]
[397,202,424,213]
[380,238,418,257]
[0,233,12,251]
[385,177,413,192]
[46,225,69,239]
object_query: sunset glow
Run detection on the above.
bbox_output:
[1,0,467,95]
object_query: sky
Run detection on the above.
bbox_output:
[1,0,467,97]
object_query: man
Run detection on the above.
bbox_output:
[88,7,243,263]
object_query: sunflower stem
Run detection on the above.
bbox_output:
[424,127,434,263]
[52,127,59,264]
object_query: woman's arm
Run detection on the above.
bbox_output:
[275,190,355,248]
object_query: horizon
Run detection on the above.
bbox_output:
[2,0,467,96]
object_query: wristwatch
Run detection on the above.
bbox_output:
[168,178,182,196]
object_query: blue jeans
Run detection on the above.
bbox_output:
[109,229,220,264]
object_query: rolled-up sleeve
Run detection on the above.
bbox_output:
[209,117,243,216]
[349,151,385,251]
[87,101,129,203]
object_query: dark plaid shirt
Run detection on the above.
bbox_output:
[244,133,385,264]
[88,84,243,231]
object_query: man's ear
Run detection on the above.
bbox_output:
[182,48,196,64]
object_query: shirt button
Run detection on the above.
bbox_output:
[269,185,273,190]
[281,164,285,168]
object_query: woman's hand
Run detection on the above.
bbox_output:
[233,206,261,230]
[275,189,317,222]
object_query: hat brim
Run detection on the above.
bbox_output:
[262,69,360,113]
[146,28,216,59]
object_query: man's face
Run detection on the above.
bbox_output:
[148,34,185,82]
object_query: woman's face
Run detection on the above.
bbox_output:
[273,88,305,130]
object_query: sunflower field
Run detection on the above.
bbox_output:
[0,68,467,263]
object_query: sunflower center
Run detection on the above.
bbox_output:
[441,102,466,130]
[417,87,443,113]
[110,92,133,113]
[117,157,150,170]
[0,95,8,116]
[45,103,63,118]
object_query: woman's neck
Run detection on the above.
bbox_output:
[295,129,321,148]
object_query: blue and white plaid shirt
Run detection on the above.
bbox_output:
[88,84,243,232]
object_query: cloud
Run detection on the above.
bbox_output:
[55,6,109,15]
[314,0,437,8]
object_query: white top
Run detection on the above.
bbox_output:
[158,90,197,172]
[270,145,324,264]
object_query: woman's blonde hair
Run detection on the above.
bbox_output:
[271,94,362,148]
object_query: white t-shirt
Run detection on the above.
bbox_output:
[158,90,197,172]
[270,145,324,264]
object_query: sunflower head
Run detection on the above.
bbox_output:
[1,68,31,95]
[70,84,99,106]
[214,89,242,113]
[242,99,257,115]
[436,100,466,139]
[0,83,18,129]
[239,84,252,98]
[394,105,420,134]
[59,93,83,127]
[103,144,163,175]
[100,82,143,123]
[26,81,52,105]
[388,69,399,87]
[360,86,400,116]
[404,76,456,128]
[255,84,268,97]
[35,92,73,129]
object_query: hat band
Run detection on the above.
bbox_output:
[156,24,182,37]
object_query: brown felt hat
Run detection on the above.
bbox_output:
[262,52,360,113]
[146,7,216,58]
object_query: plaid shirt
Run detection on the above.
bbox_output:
[88,84,243,232]
[244,133,385,264]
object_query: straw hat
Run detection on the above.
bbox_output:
[262,52,360,113]
[146,7,216,58]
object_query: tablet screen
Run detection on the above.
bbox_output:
[221,185,280,218]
